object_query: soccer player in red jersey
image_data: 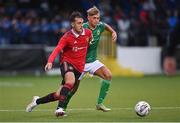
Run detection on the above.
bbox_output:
[26,11,92,117]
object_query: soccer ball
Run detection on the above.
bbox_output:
[134,101,151,117]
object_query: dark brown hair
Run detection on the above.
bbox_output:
[69,11,83,22]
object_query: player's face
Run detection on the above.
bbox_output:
[72,17,84,34]
[88,13,100,28]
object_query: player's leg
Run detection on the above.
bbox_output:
[55,62,81,117]
[26,87,61,112]
[55,71,75,117]
[63,66,88,109]
[36,87,61,105]
[94,65,112,112]
[88,60,112,111]
[26,71,65,112]
[26,82,63,112]
[63,74,82,110]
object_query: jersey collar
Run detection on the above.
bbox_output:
[71,28,85,38]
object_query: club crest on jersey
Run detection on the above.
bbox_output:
[69,66,73,70]
[86,37,89,42]
[97,30,100,35]
[74,40,77,44]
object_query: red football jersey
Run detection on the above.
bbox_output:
[48,28,92,72]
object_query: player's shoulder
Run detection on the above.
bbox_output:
[97,21,105,27]
[62,30,72,39]
[83,22,89,28]
[96,22,106,32]
[84,28,91,33]
[84,28,92,35]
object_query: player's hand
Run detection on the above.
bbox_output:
[112,31,117,42]
[45,63,53,71]
[163,57,176,75]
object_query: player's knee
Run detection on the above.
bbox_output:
[65,72,75,84]
[104,72,112,81]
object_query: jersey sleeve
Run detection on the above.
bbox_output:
[99,21,105,32]
[83,22,88,28]
[47,34,68,63]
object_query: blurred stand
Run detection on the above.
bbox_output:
[0,0,179,76]
[0,45,46,76]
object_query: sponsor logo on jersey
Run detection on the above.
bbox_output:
[72,46,87,52]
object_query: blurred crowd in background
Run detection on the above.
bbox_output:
[0,0,179,46]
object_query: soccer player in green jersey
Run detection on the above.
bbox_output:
[64,6,117,112]
[82,6,117,111]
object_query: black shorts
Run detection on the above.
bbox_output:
[60,61,81,85]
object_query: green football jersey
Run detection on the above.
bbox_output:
[83,22,105,63]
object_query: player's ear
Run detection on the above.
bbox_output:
[71,23,74,27]
[87,16,90,20]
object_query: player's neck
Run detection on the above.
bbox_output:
[72,28,83,34]
[88,22,96,30]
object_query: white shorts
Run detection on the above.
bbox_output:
[78,60,104,80]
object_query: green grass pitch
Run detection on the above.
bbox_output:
[0,75,180,122]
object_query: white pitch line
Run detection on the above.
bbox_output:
[0,107,180,112]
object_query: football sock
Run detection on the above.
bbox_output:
[64,80,80,109]
[36,92,59,105]
[57,83,73,108]
[97,79,110,104]
[64,92,74,110]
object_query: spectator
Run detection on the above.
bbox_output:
[0,0,179,46]
[162,21,180,75]
[117,14,130,46]
[40,18,50,45]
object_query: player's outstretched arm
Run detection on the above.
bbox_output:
[44,46,61,71]
[104,23,117,42]
[45,35,67,71]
